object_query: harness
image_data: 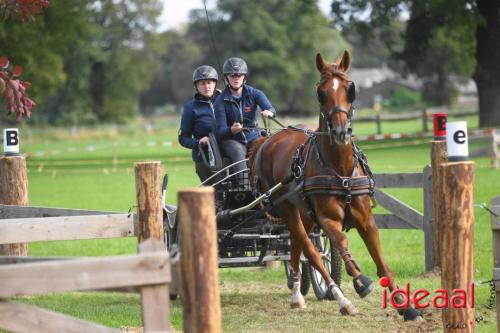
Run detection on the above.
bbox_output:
[282,128,375,219]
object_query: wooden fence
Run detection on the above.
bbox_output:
[356,109,478,135]
[372,166,434,271]
[0,239,170,333]
[0,161,221,333]
[490,196,500,333]
[470,129,500,169]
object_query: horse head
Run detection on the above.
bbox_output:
[315,51,356,145]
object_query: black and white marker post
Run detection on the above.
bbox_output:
[3,128,20,156]
[446,121,469,161]
[0,128,28,256]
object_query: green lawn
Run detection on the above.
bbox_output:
[6,116,499,332]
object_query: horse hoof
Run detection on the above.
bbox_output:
[403,308,423,321]
[353,274,374,298]
[290,301,306,309]
[339,303,358,316]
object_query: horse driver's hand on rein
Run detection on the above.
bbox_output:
[260,110,274,118]
[199,136,210,145]
[231,122,243,134]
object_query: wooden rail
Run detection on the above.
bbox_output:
[469,129,500,169]
[372,167,434,271]
[0,162,175,333]
[0,239,170,333]
[356,110,478,135]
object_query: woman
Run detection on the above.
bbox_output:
[178,65,220,182]
[214,57,276,184]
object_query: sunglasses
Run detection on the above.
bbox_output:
[229,74,244,78]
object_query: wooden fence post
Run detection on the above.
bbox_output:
[0,156,28,255]
[431,140,447,270]
[139,239,171,333]
[492,132,499,169]
[422,109,429,133]
[375,114,382,135]
[490,197,500,333]
[135,161,164,243]
[422,165,435,272]
[440,161,475,333]
[178,187,221,333]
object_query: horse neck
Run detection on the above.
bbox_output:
[317,117,354,176]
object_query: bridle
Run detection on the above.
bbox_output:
[317,74,355,143]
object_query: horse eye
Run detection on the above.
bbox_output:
[317,89,327,104]
[347,82,356,103]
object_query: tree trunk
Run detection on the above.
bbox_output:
[474,0,500,127]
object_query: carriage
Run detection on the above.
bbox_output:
[162,132,342,300]
[161,51,422,320]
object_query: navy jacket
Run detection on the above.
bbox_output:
[214,84,276,145]
[178,91,219,162]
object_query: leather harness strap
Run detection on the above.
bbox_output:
[288,134,375,205]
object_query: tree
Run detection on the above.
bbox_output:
[140,30,202,115]
[0,0,49,121]
[186,0,350,115]
[1,0,163,125]
[331,0,500,127]
[342,19,405,69]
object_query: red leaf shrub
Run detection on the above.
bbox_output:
[0,0,50,23]
[0,57,35,120]
[0,1,49,120]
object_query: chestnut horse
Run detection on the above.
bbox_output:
[249,51,422,320]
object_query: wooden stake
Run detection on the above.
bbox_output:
[440,161,475,333]
[135,161,164,243]
[178,187,221,333]
[431,140,447,270]
[0,156,28,255]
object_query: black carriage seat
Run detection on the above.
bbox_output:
[199,132,232,172]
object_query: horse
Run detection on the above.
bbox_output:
[249,51,422,321]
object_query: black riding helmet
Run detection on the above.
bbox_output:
[223,57,248,90]
[192,65,218,84]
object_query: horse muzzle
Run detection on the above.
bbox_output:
[331,126,352,145]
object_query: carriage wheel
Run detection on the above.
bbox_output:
[284,260,311,296]
[309,232,342,300]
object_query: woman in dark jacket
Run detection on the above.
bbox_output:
[214,57,276,184]
[178,65,220,182]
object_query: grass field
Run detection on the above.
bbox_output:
[6,115,500,332]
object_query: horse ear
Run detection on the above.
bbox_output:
[316,53,326,72]
[336,50,351,72]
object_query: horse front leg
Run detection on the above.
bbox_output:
[289,234,306,309]
[280,202,308,309]
[355,211,423,321]
[301,215,357,316]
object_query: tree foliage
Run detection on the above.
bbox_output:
[1,0,163,124]
[0,0,49,121]
[331,0,500,126]
[185,0,350,115]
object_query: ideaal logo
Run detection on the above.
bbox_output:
[379,277,474,309]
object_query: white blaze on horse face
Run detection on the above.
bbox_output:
[332,78,339,92]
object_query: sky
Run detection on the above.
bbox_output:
[158,0,332,31]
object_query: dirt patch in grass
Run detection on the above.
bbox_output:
[219,279,443,332]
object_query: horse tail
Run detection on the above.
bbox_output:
[248,136,267,191]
